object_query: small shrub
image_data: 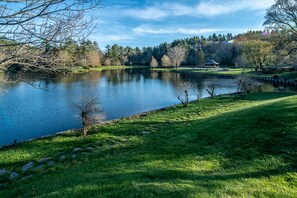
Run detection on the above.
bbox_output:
[273,75,279,79]
[73,96,105,136]
[236,75,261,94]
[177,82,192,107]
[206,84,216,98]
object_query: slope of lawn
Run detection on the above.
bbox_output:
[170,67,297,81]
[0,93,297,197]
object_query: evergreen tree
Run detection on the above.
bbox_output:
[197,48,205,69]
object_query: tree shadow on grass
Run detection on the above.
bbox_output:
[0,93,296,197]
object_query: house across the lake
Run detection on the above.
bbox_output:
[205,60,220,68]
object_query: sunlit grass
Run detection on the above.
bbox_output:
[0,93,296,197]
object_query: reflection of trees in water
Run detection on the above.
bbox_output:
[1,69,294,96]
[0,73,61,91]
[0,73,6,91]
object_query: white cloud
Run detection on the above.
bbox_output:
[99,35,134,42]
[124,0,275,20]
[133,25,221,35]
[132,24,265,36]
[196,0,275,17]
[124,7,168,20]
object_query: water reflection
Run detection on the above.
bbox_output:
[0,69,295,147]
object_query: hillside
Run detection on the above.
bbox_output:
[0,93,296,197]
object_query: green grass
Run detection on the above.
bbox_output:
[162,67,297,81]
[71,66,297,80]
[0,93,297,197]
[72,66,150,74]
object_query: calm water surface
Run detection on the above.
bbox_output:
[0,69,295,146]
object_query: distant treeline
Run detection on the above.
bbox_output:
[55,30,296,69]
[1,30,296,73]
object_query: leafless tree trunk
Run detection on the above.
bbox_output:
[236,76,261,94]
[206,84,216,98]
[177,82,192,107]
[0,0,102,75]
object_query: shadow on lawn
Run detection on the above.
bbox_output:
[0,93,296,197]
[11,164,295,197]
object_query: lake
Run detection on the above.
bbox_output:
[0,69,294,147]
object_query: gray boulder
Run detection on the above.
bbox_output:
[22,162,34,172]
[47,161,55,166]
[0,169,8,176]
[38,157,52,163]
[9,172,19,180]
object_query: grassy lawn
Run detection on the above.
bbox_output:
[161,67,297,81]
[0,93,297,197]
[72,66,150,74]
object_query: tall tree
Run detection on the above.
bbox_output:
[168,46,187,69]
[161,55,171,68]
[0,0,102,74]
[196,48,205,69]
[242,41,275,71]
[264,0,297,55]
[150,56,159,67]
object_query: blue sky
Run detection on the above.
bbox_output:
[91,0,275,48]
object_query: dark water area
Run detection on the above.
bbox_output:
[0,69,295,147]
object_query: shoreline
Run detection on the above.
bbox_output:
[1,92,296,197]
[0,92,243,150]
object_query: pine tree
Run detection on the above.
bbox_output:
[197,48,205,69]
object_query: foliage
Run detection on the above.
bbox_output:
[168,45,188,69]
[150,56,158,67]
[242,40,275,70]
[264,0,297,55]
[161,55,172,68]
[0,0,102,74]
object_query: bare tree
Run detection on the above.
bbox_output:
[177,82,192,107]
[196,89,202,101]
[264,0,297,55]
[168,45,187,69]
[150,56,158,67]
[206,84,216,98]
[161,55,171,68]
[73,97,105,136]
[0,0,102,75]
[236,76,261,94]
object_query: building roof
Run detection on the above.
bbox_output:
[205,60,219,65]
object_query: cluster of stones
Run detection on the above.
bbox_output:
[0,138,129,183]
[0,145,97,182]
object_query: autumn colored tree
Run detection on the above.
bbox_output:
[150,56,158,67]
[168,46,187,69]
[161,55,172,68]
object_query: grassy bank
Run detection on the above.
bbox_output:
[71,65,297,81]
[0,93,297,197]
[155,67,297,81]
[72,66,150,74]
[196,68,297,80]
